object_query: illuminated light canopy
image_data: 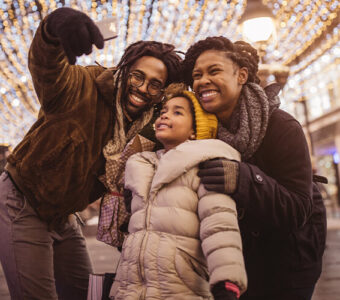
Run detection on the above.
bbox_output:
[0,0,339,148]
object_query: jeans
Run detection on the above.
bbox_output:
[0,172,93,300]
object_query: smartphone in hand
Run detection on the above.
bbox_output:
[95,17,118,41]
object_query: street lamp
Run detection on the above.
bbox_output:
[239,0,276,44]
[239,0,289,88]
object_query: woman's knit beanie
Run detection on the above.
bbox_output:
[163,83,218,140]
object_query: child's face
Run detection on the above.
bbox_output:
[155,96,195,151]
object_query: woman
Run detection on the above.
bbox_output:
[182,37,326,300]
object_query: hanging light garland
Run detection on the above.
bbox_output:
[0,0,339,147]
[281,40,340,122]
[263,0,339,65]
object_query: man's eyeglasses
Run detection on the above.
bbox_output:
[128,71,164,97]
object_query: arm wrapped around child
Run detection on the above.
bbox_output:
[198,185,247,299]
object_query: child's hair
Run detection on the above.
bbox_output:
[163,83,218,140]
[182,36,260,87]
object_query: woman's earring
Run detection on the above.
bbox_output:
[190,134,196,140]
[152,123,156,131]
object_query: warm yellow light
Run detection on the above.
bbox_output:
[242,17,275,43]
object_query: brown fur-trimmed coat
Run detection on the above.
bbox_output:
[6,18,120,227]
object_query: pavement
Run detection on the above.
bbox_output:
[1,216,340,299]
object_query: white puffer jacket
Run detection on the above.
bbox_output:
[110,140,247,299]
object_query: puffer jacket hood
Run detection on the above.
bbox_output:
[127,139,240,195]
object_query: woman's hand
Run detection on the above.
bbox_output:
[198,158,239,195]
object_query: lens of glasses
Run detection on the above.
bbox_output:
[147,82,163,96]
[129,72,144,87]
[129,72,163,96]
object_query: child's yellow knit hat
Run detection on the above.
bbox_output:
[182,90,218,140]
[163,83,218,140]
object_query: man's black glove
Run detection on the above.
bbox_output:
[123,188,132,214]
[46,7,104,64]
[211,281,239,300]
[198,158,239,195]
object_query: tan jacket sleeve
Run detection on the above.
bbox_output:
[198,185,248,294]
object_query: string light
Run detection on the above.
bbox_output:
[0,0,339,146]
[281,39,340,123]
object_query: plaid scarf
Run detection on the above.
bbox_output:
[97,72,155,247]
[98,134,155,247]
[217,83,280,161]
[101,71,154,193]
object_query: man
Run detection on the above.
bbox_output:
[0,7,181,299]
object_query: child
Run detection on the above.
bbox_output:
[110,83,247,300]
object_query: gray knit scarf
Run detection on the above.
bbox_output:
[217,82,280,161]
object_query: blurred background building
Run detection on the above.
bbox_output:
[0,0,339,216]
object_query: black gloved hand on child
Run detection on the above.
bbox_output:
[123,188,133,214]
[198,158,239,195]
[46,7,104,64]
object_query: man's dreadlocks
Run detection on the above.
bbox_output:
[182,36,261,86]
[114,41,182,100]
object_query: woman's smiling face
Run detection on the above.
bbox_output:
[192,49,248,121]
[155,96,194,151]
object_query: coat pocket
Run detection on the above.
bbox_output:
[38,136,74,170]
[19,116,87,168]
[18,118,88,205]
[289,223,321,270]
[175,247,211,297]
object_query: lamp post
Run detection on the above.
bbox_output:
[240,1,314,155]
[239,1,314,157]
[298,96,315,156]
[239,0,276,45]
[239,0,288,88]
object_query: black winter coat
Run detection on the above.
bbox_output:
[232,108,327,297]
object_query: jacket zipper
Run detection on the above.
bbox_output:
[138,193,155,299]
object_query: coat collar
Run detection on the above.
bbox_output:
[125,140,241,199]
[95,67,118,106]
[151,140,240,192]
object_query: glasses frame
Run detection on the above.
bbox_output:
[128,71,165,97]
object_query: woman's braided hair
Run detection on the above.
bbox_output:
[182,36,260,86]
[114,41,183,101]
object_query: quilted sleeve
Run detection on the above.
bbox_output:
[198,185,247,294]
